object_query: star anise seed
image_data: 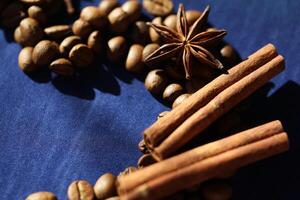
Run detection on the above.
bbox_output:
[144,4,227,79]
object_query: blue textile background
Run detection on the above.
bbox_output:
[0,0,300,199]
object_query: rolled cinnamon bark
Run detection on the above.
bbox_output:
[144,44,278,149]
[118,121,289,200]
[153,55,285,159]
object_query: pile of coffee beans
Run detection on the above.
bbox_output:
[2,1,243,199]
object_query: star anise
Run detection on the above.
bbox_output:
[144,4,227,79]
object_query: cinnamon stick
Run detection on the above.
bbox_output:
[152,55,285,159]
[144,44,278,149]
[117,121,289,200]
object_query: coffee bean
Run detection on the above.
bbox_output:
[165,65,185,80]
[172,93,191,109]
[59,36,81,57]
[220,44,240,66]
[32,40,59,66]
[186,10,202,26]
[20,0,46,6]
[118,166,138,177]
[137,154,156,168]
[166,192,185,200]
[157,111,170,120]
[72,19,93,39]
[143,0,173,16]
[107,36,127,62]
[49,58,74,76]
[142,43,160,63]
[129,21,150,45]
[201,180,232,200]
[125,44,145,73]
[14,26,26,45]
[44,25,72,41]
[149,17,163,44]
[18,17,43,46]
[87,31,104,55]
[28,6,47,24]
[108,7,130,34]
[163,83,185,102]
[138,139,149,154]
[18,47,38,73]
[98,0,119,15]
[106,197,120,200]
[94,173,117,200]
[80,6,107,29]
[68,180,95,200]
[25,191,57,200]
[164,14,177,31]
[145,69,169,94]
[69,44,94,68]
[122,1,142,23]
[185,79,207,94]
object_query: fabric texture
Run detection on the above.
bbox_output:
[0,0,299,199]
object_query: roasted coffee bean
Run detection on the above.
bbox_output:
[138,139,149,154]
[220,44,239,66]
[129,21,150,45]
[72,19,93,39]
[0,2,26,29]
[25,191,57,200]
[157,111,170,120]
[108,7,130,34]
[49,58,74,76]
[165,65,185,80]
[19,17,43,46]
[145,69,169,94]
[119,166,138,177]
[201,180,232,200]
[98,0,119,15]
[14,26,26,45]
[186,10,202,26]
[142,43,160,62]
[87,31,104,55]
[185,79,207,94]
[164,14,177,30]
[18,47,38,73]
[126,44,145,73]
[106,197,120,200]
[80,6,107,29]
[107,36,127,62]
[149,17,163,43]
[138,154,156,168]
[166,192,185,200]
[122,0,142,23]
[28,6,47,24]
[20,0,47,6]
[163,83,185,102]
[44,25,72,41]
[68,180,95,200]
[32,40,59,66]
[69,44,94,68]
[94,173,117,200]
[59,36,81,57]
[172,93,191,109]
[143,0,173,16]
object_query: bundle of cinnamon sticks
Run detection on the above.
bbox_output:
[117,120,289,200]
[143,44,285,160]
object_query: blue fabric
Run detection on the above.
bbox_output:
[0,0,300,199]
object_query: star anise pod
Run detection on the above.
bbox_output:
[144,4,227,79]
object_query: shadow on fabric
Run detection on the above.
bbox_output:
[233,80,300,200]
